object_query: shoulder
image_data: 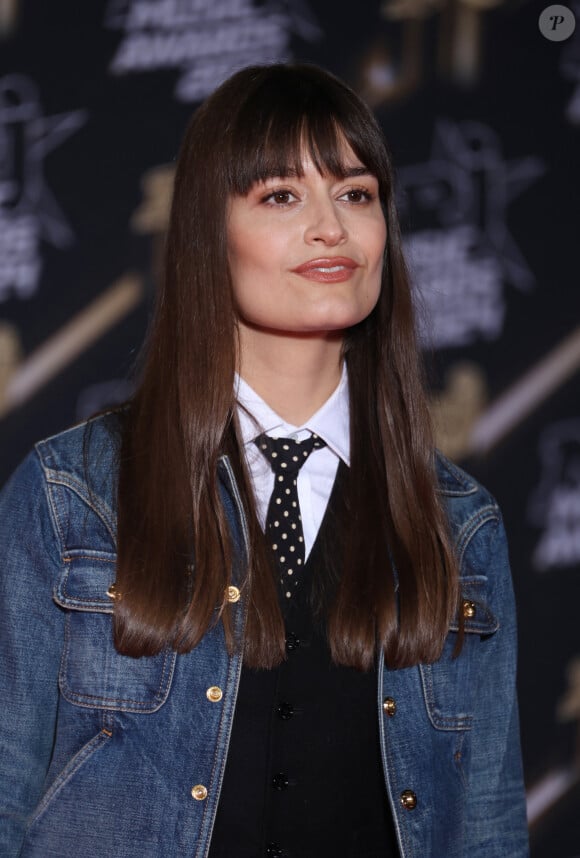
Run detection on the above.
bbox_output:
[29,411,124,551]
[435,451,506,569]
[34,411,123,492]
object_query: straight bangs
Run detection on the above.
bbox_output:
[225,66,392,199]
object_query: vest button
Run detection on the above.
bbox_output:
[206,686,223,702]
[276,701,294,720]
[272,771,289,791]
[400,789,417,810]
[285,632,300,652]
[266,843,283,858]
[191,784,208,801]
[462,599,476,619]
[383,697,397,716]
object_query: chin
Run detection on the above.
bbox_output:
[302,305,373,331]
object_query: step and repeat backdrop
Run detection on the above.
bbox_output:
[0,0,578,853]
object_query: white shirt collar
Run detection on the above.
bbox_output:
[234,362,350,466]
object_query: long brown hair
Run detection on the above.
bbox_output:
[115,63,459,670]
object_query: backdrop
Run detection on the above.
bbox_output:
[0,1,578,853]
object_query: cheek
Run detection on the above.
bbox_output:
[374,219,388,265]
[229,232,283,284]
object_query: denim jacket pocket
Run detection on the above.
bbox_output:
[54,550,176,713]
[419,575,498,731]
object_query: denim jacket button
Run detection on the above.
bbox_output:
[400,789,417,810]
[383,697,396,716]
[106,583,120,600]
[206,686,223,702]
[226,585,241,603]
[462,599,476,619]
[191,784,208,801]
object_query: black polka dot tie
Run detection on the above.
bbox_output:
[254,433,327,599]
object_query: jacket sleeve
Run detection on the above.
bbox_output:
[463,508,530,856]
[0,450,64,856]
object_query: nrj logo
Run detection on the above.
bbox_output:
[0,74,85,302]
[529,419,580,572]
[105,0,321,103]
[398,119,545,350]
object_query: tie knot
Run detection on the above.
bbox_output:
[254,433,326,475]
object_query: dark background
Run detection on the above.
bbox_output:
[1,1,579,852]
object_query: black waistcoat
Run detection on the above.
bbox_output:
[209,460,400,858]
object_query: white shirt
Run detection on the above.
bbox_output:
[235,364,350,562]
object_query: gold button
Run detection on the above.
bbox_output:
[226,585,240,603]
[191,784,208,801]
[106,583,120,600]
[400,789,417,810]
[206,686,223,702]
[383,697,397,717]
[462,599,476,619]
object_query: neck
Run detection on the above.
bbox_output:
[237,326,344,426]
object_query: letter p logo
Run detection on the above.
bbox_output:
[539,4,576,40]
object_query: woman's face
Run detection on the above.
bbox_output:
[227,141,387,343]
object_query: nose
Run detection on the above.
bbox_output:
[303,195,347,246]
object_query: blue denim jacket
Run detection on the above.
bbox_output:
[0,414,529,857]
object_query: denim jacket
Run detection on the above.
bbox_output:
[0,414,529,857]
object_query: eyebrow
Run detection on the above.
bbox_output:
[341,166,374,178]
[258,165,375,181]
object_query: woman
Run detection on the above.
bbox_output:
[0,64,529,857]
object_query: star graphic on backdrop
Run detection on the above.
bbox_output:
[0,73,86,248]
[397,119,545,289]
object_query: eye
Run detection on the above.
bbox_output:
[262,189,297,206]
[339,187,374,204]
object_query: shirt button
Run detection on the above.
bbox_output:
[400,789,417,810]
[272,771,289,791]
[191,784,208,801]
[285,632,300,652]
[206,686,223,702]
[276,701,294,720]
[266,843,283,858]
[383,697,397,717]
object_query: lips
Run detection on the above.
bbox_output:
[291,257,360,283]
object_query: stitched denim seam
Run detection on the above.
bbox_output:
[456,505,500,569]
[56,556,116,611]
[195,647,241,858]
[419,663,473,730]
[59,613,176,712]
[453,731,469,792]
[377,659,411,858]
[196,456,251,858]
[28,729,112,828]
[435,454,479,496]
[46,471,116,545]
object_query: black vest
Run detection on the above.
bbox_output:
[209,460,399,858]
